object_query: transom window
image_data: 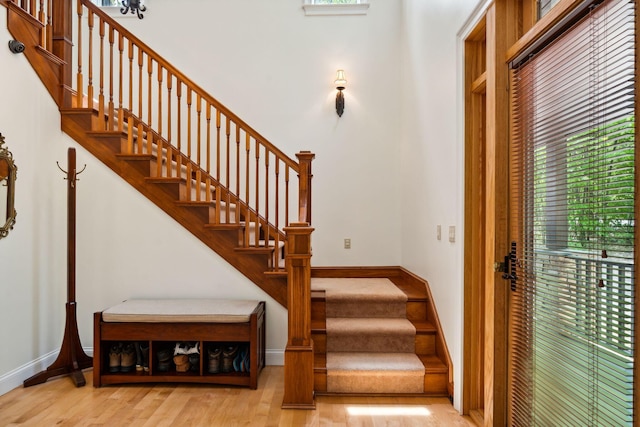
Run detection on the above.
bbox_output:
[92,0,119,5]
[303,0,369,15]
[308,0,364,4]
[538,0,561,19]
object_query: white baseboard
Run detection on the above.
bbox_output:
[0,348,94,397]
[0,347,282,397]
[265,349,284,366]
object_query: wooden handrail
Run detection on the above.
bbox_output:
[5,0,314,270]
[72,0,315,269]
[79,0,298,171]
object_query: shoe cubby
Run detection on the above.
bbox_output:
[204,342,251,376]
[152,341,202,376]
[101,340,150,376]
[93,301,265,389]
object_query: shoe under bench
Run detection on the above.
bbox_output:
[93,299,265,389]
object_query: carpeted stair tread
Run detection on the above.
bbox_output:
[326,352,425,394]
[326,318,416,353]
[327,352,424,371]
[327,317,415,335]
[315,277,444,395]
[311,277,407,318]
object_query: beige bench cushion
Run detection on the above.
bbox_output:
[102,299,261,323]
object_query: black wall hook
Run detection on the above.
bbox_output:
[8,40,25,54]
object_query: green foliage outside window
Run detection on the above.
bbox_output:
[532,116,635,254]
[566,116,635,253]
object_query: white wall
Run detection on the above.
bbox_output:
[115,0,404,266]
[1,0,481,411]
[399,0,479,410]
[0,3,287,394]
[0,6,70,392]
[0,0,404,394]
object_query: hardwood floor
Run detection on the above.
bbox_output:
[0,367,475,426]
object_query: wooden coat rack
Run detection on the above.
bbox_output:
[23,148,92,388]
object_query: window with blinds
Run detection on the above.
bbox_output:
[509,0,635,425]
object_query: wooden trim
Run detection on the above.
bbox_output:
[471,71,487,95]
[463,13,487,419]
[283,223,315,409]
[311,266,404,278]
[521,0,537,33]
[51,0,72,107]
[482,1,519,425]
[506,0,584,63]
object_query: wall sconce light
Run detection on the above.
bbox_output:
[121,0,146,19]
[334,69,347,117]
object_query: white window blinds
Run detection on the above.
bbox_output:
[509,0,635,425]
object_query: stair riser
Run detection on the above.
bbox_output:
[180,204,210,224]
[312,333,326,353]
[314,372,327,393]
[149,181,181,201]
[125,158,154,177]
[315,371,449,397]
[327,372,424,394]
[179,183,214,204]
[415,334,436,355]
[406,301,428,321]
[311,298,325,323]
[209,205,238,224]
[327,335,414,353]
[326,302,406,319]
[424,372,449,395]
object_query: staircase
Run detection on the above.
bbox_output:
[3,0,452,403]
[2,0,316,308]
[61,109,292,305]
[311,268,452,398]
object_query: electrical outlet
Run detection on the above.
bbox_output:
[344,238,351,249]
[449,226,455,243]
[437,225,442,240]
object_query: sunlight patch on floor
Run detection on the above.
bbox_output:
[346,405,432,417]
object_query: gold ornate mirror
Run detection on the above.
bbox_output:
[0,133,17,239]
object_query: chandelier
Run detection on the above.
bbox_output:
[121,0,146,19]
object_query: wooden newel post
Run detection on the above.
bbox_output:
[52,0,73,107]
[282,222,315,409]
[296,151,314,225]
[282,151,315,408]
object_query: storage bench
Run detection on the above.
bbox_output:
[93,299,265,389]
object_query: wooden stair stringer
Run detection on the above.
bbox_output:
[4,2,67,106]
[61,108,288,307]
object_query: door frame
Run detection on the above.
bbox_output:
[462,1,531,426]
[464,0,639,425]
